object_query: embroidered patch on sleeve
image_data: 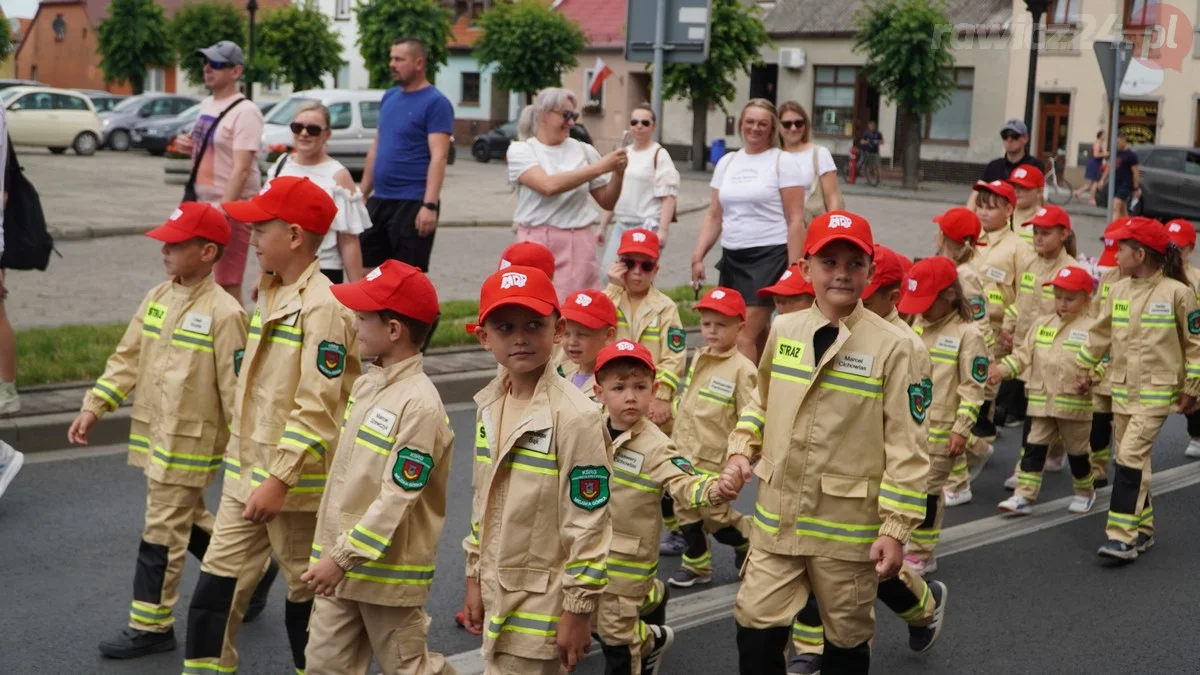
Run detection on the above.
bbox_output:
[393,448,434,490]
[971,356,989,384]
[569,465,611,511]
[670,456,696,475]
[667,328,686,353]
[317,341,347,378]
[1189,309,1200,335]
[969,297,986,320]
[908,382,929,424]
[234,348,244,377]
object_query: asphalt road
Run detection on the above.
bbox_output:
[2,407,1198,674]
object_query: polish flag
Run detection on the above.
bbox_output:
[589,57,613,96]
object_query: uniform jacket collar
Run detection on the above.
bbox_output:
[259,259,323,322]
[982,227,1013,247]
[365,353,425,385]
[474,360,557,456]
[810,300,868,332]
[169,273,219,301]
[696,344,740,360]
[606,416,648,449]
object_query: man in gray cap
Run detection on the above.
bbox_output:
[966,119,1043,209]
[174,40,263,303]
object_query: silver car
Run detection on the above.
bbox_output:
[100,93,200,151]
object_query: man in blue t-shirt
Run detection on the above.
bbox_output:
[359,38,454,271]
[1110,133,1141,219]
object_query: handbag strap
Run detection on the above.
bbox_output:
[186,96,248,191]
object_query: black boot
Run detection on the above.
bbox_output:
[285,598,314,670]
[98,626,177,659]
[243,558,279,623]
[736,623,789,674]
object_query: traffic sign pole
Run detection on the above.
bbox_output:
[1093,40,1132,224]
[652,0,666,143]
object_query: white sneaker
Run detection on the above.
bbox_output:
[1003,471,1018,490]
[642,624,675,675]
[1068,494,1096,514]
[0,441,24,499]
[0,381,20,416]
[944,488,972,507]
[968,444,994,483]
[998,495,1033,515]
[1045,454,1066,472]
[1186,439,1200,459]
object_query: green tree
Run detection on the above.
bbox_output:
[96,0,175,94]
[662,0,770,171]
[854,0,955,188]
[356,0,452,88]
[0,19,14,61]
[474,0,586,103]
[171,2,247,87]
[257,3,345,91]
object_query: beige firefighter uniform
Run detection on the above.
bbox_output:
[1014,205,1041,245]
[304,355,455,675]
[184,260,360,674]
[557,359,600,407]
[979,226,1024,339]
[1003,246,1077,353]
[958,260,996,353]
[997,313,1097,500]
[464,362,612,669]
[1077,271,1200,544]
[604,284,686,402]
[82,274,245,633]
[728,304,930,659]
[1089,266,1124,480]
[595,417,722,671]
[911,311,987,557]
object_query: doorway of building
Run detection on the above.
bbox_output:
[1037,92,1071,170]
[748,64,778,106]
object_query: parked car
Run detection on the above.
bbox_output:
[258,100,278,116]
[0,79,47,90]
[1,86,102,155]
[78,90,127,113]
[100,93,200,151]
[1122,145,1200,221]
[133,103,201,155]
[471,120,592,162]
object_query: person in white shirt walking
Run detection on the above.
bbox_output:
[597,104,680,272]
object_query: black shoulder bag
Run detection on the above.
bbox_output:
[182,96,248,203]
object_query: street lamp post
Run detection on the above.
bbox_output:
[246,0,258,101]
[1023,0,1050,153]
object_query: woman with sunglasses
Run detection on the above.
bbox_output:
[691,98,807,361]
[596,104,681,272]
[507,88,629,300]
[779,101,843,226]
[267,101,367,283]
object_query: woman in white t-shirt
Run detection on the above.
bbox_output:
[690,99,807,361]
[507,88,628,300]
[268,101,367,283]
[596,103,681,272]
[779,100,843,224]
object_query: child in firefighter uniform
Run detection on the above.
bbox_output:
[973,180,1021,432]
[1009,164,1046,245]
[991,265,1098,516]
[1090,222,1128,487]
[718,211,931,674]
[301,261,454,674]
[757,264,816,315]
[462,266,612,674]
[667,287,756,589]
[1075,217,1200,561]
[69,204,250,659]
[591,339,725,675]
[1166,219,1200,459]
[182,176,361,675]
[558,289,619,405]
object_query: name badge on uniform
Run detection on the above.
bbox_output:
[831,352,874,377]
[281,311,300,327]
[649,318,659,328]
[1067,329,1089,343]
[182,312,212,335]
[518,428,552,454]
[365,408,397,437]
[612,448,645,475]
[986,266,1008,283]
[708,377,736,398]
[934,335,962,353]
[1147,301,1173,316]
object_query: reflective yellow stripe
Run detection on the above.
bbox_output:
[795,516,878,544]
[505,450,559,476]
[91,378,126,408]
[355,425,395,457]
[486,611,559,638]
[151,446,223,473]
[268,324,304,346]
[171,329,215,352]
[737,411,765,438]
[753,502,781,533]
[818,371,884,399]
[281,426,328,461]
[129,434,150,454]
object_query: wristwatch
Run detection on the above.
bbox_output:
[422,201,439,211]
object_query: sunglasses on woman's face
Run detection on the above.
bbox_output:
[781,119,807,129]
[290,122,326,136]
[621,258,657,272]
[556,109,579,122]
[630,119,653,128]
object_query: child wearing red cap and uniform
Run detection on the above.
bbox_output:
[591,339,724,675]
[302,261,454,674]
[1008,165,1046,244]
[558,289,618,405]
[667,287,757,588]
[1088,220,1128,486]
[181,176,361,675]
[758,264,816,315]
[462,266,612,674]
[1075,217,1200,560]
[68,204,259,660]
[719,211,931,673]
[990,265,1099,516]
[1165,219,1200,458]
[972,180,1022,433]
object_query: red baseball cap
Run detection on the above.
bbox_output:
[617,228,661,260]
[897,252,914,276]
[147,202,231,245]
[863,245,906,299]
[499,242,556,279]
[330,260,440,323]
[1023,204,1071,230]
[1166,219,1196,249]
[897,256,959,315]
[973,179,1016,206]
[1044,265,1095,294]
[1113,216,1169,254]
[804,210,874,256]
[757,264,814,298]
[1008,165,1045,189]
[561,289,617,329]
[222,176,338,235]
[477,265,560,326]
[933,207,982,244]
[694,286,747,319]
[595,339,656,375]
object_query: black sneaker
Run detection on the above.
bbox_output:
[641,624,675,675]
[907,580,947,653]
[244,558,280,623]
[1097,539,1138,561]
[734,545,749,570]
[98,626,177,659]
[1136,533,1155,553]
[659,531,687,557]
[667,567,711,588]
[788,653,822,674]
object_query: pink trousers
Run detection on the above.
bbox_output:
[515,224,600,302]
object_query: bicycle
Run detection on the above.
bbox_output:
[1043,155,1074,205]
[838,153,881,186]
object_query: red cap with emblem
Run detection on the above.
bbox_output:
[897,256,959,315]
[1098,218,1129,267]
[1112,216,1170,254]
[221,176,337,235]
[973,179,1016,206]
[561,289,618,329]
[617,228,661,260]
[595,339,656,374]
[863,245,906,299]
[757,264,814,298]
[330,260,440,323]
[804,210,874,256]
[499,242,556,279]
[933,207,982,244]
[146,202,231,245]
[1044,265,1095,293]
[477,265,560,326]
[1023,204,1072,230]
[1166,219,1196,249]
[694,286,747,319]
[1008,164,1045,189]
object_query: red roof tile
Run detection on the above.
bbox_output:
[555,0,626,49]
[448,14,481,49]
